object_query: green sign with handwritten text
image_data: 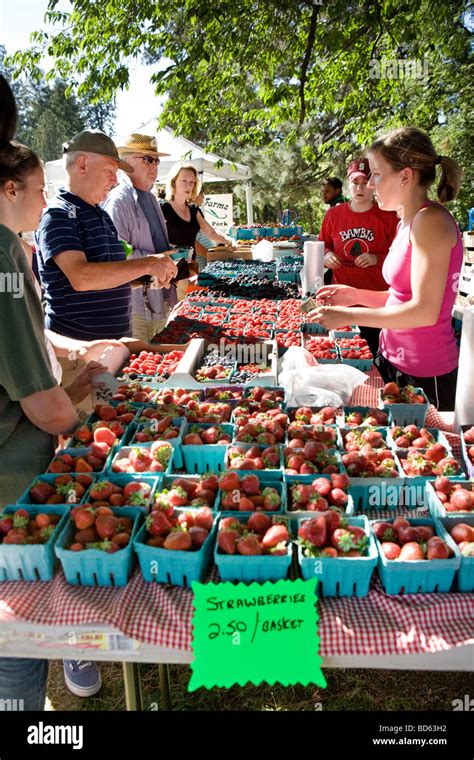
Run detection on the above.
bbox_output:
[188,578,326,691]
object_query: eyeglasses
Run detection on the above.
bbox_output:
[140,155,160,166]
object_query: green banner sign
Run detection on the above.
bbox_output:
[188,578,326,691]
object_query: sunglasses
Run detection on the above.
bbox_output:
[129,155,160,165]
[142,155,160,165]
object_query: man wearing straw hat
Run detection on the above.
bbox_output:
[103,133,179,342]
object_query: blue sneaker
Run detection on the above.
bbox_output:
[63,660,102,697]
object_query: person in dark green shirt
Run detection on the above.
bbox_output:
[322,176,347,207]
[0,73,92,710]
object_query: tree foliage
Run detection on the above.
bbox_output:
[1,46,116,162]
[7,1,473,223]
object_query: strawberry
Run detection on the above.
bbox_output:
[262,487,281,511]
[247,512,273,535]
[97,404,117,421]
[218,472,241,491]
[75,527,99,544]
[240,474,261,496]
[193,507,214,531]
[331,528,357,553]
[426,536,450,560]
[163,530,192,551]
[146,511,172,536]
[93,426,117,447]
[0,513,13,535]
[261,524,289,549]
[217,529,241,554]
[74,425,93,444]
[239,495,255,511]
[236,533,262,555]
[95,515,119,540]
[381,541,401,560]
[399,542,425,560]
[28,481,56,504]
[188,526,209,548]
[373,522,397,543]
[298,516,326,547]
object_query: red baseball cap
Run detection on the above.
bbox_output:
[347,158,371,180]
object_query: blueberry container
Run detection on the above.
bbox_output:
[55,507,142,587]
[0,505,69,582]
[297,515,377,597]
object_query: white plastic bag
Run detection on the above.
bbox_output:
[252,239,274,261]
[278,346,368,407]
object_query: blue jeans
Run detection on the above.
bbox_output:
[0,657,48,710]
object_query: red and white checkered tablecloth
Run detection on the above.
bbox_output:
[0,566,472,657]
[0,367,471,658]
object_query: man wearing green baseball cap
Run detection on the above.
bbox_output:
[35,129,177,345]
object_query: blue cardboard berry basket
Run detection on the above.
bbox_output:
[83,473,162,512]
[378,387,429,427]
[459,425,474,479]
[286,475,353,512]
[286,423,342,450]
[439,515,474,592]
[180,423,234,473]
[344,452,405,512]
[386,427,453,458]
[341,426,391,454]
[17,473,96,506]
[396,450,465,508]
[283,448,345,482]
[216,479,286,514]
[338,405,392,428]
[425,479,473,518]
[302,321,329,335]
[330,326,361,339]
[371,517,461,594]
[55,507,142,587]
[45,447,114,476]
[297,515,377,597]
[338,348,373,373]
[133,507,218,587]
[130,417,186,468]
[214,515,293,583]
[0,505,69,582]
[109,443,174,476]
[224,443,283,481]
[155,475,219,511]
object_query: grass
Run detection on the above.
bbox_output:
[46,661,473,712]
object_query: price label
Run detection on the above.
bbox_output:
[188,578,326,691]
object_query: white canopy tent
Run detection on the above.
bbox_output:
[45,124,254,223]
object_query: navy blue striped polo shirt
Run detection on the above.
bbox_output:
[35,188,132,340]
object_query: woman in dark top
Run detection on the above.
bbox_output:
[161,162,228,298]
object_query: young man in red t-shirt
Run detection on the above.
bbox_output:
[318,158,398,355]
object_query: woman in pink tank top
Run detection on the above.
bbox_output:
[313,127,464,410]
